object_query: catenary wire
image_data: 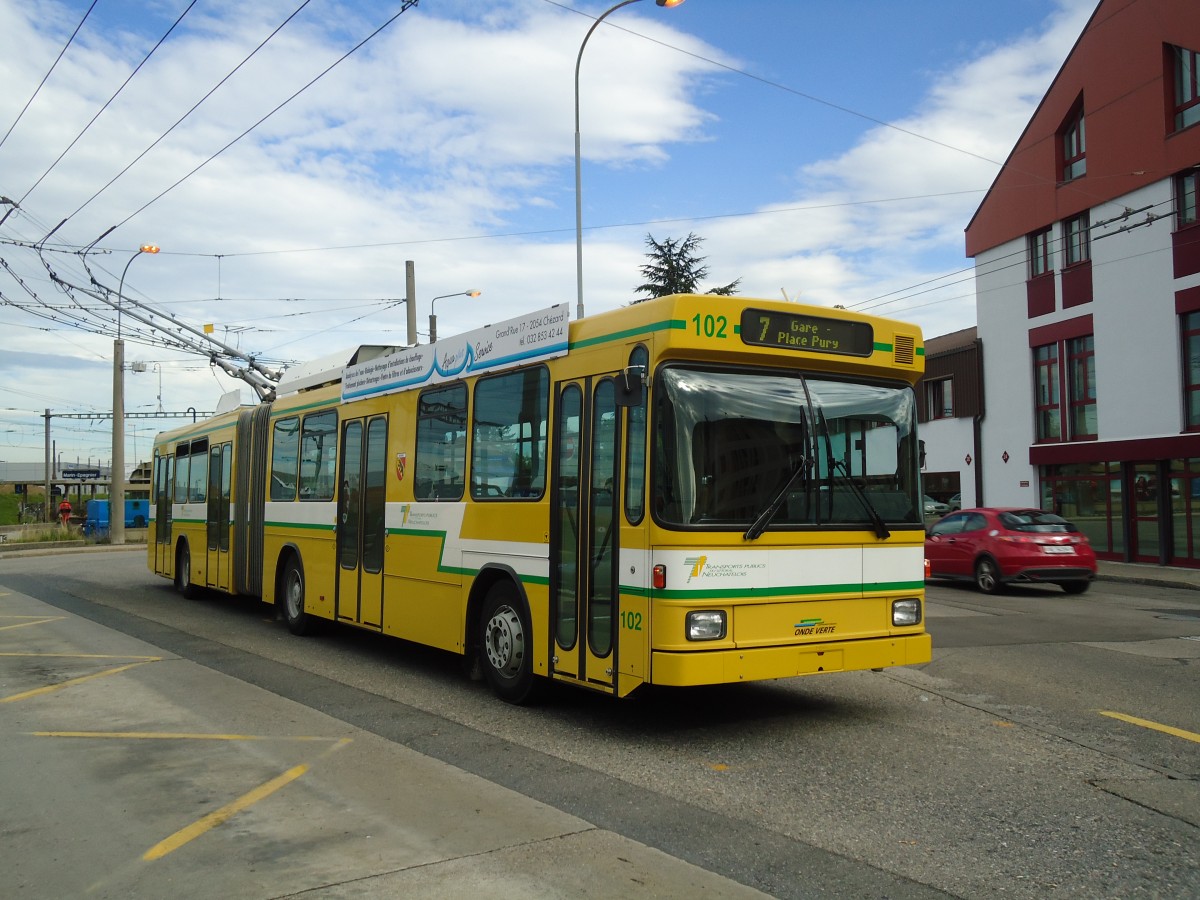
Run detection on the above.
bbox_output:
[0,0,100,155]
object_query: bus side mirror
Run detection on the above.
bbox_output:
[614,366,646,408]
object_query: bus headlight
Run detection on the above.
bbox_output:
[686,610,727,641]
[892,598,921,626]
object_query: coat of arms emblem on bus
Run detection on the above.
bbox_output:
[395,452,407,483]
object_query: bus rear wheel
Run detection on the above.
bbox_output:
[479,582,539,704]
[175,543,199,600]
[282,557,315,636]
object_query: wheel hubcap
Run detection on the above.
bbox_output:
[978,564,995,590]
[484,605,524,679]
[288,573,302,618]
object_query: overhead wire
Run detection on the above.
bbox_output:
[3,0,1150,363]
[0,0,100,155]
[20,1,201,215]
[100,0,421,239]
[61,0,317,233]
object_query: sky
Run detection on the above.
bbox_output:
[0,0,1099,471]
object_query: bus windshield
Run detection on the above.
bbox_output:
[653,366,921,530]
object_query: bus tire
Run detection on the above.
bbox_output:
[175,543,199,600]
[478,581,539,704]
[282,557,315,636]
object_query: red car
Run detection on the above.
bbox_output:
[925,507,1097,595]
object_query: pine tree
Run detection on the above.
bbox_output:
[633,232,740,301]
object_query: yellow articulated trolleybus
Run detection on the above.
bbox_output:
[149,294,930,703]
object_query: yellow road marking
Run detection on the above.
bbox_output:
[0,616,65,631]
[142,764,310,861]
[0,652,161,660]
[1100,710,1200,744]
[0,660,157,703]
[141,739,351,861]
[33,731,342,742]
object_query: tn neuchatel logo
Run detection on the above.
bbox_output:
[683,555,708,582]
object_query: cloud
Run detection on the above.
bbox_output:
[1,0,1095,464]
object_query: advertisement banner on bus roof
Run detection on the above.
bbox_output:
[342,304,569,402]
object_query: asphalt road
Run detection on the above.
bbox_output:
[2,548,1198,898]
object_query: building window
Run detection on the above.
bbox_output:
[1172,44,1200,132]
[1059,100,1086,182]
[1179,169,1199,229]
[1067,335,1097,439]
[1184,312,1200,431]
[925,378,954,419]
[1064,212,1090,265]
[1029,227,1052,278]
[1034,344,1060,441]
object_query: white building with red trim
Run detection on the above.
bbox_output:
[966,0,1200,566]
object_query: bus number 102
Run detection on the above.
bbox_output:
[620,611,643,631]
[691,313,728,339]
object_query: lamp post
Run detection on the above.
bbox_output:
[111,244,159,546]
[428,290,482,343]
[574,0,683,321]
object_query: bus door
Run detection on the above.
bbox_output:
[205,442,232,589]
[550,377,621,691]
[154,452,174,576]
[336,415,387,629]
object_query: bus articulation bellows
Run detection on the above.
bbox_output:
[149,294,930,702]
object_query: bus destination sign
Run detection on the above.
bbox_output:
[740,308,874,357]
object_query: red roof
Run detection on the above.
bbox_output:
[965,0,1200,258]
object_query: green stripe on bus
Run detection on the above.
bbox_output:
[264,521,335,532]
[647,580,924,601]
[270,397,339,418]
[569,318,687,351]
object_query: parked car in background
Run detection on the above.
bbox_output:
[948,492,962,511]
[923,495,950,517]
[925,508,1096,594]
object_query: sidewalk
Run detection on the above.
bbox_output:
[1095,559,1200,591]
[0,564,771,898]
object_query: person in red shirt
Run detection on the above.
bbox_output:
[58,498,72,526]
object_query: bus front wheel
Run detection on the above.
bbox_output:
[478,582,538,704]
[282,557,315,636]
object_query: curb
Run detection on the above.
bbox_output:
[0,542,146,559]
[1096,572,1200,592]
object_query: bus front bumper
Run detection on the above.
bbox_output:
[650,633,931,687]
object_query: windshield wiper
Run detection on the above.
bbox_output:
[744,456,812,541]
[829,459,890,539]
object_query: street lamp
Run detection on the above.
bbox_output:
[574,0,684,321]
[111,243,159,546]
[428,290,482,343]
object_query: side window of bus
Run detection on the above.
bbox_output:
[188,438,209,503]
[299,410,337,500]
[624,346,649,524]
[271,416,300,501]
[471,367,549,500]
[173,442,190,503]
[415,384,467,501]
